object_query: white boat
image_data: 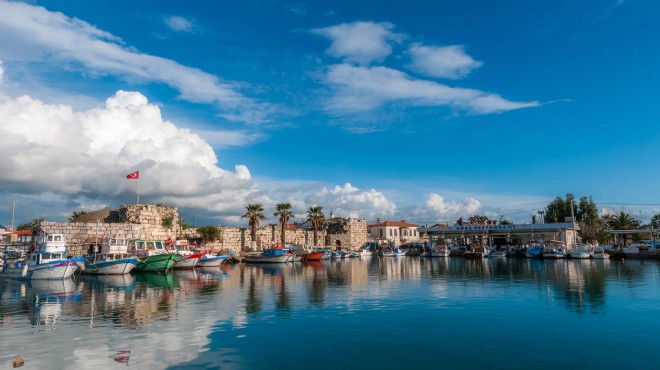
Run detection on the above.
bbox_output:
[84,237,138,275]
[591,246,610,259]
[2,233,79,280]
[244,249,293,263]
[171,240,204,269]
[488,249,507,258]
[358,249,373,257]
[569,246,591,259]
[623,241,659,255]
[197,253,228,267]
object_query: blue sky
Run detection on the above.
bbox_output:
[1,0,659,227]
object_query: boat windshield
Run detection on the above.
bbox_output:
[155,241,164,250]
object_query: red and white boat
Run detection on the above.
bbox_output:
[171,240,204,269]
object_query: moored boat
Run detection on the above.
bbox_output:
[171,240,204,269]
[131,240,180,272]
[2,233,80,280]
[84,237,138,275]
[197,253,229,267]
[569,246,591,259]
[244,248,293,263]
[591,245,610,259]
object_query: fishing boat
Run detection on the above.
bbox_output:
[422,244,450,257]
[1,233,78,280]
[487,248,508,258]
[543,248,567,259]
[525,245,544,259]
[301,248,326,261]
[84,237,138,275]
[291,245,325,261]
[131,240,180,272]
[196,253,229,267]
[591,245,610,259]
[569,246,591,259]
[171,240,205,269]
[244,248,293,263]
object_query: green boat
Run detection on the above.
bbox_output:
[130,240,181,272]
[134,253,180,272]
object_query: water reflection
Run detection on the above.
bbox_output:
[0,258,659,369]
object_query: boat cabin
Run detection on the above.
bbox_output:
[28,251,67,266]
[102,237,130,254]
[36,233,67,253]
[132,240,167,257]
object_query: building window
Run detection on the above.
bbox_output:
[379,229,383,237]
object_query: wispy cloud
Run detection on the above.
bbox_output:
[286,3,308,16]
[312,21,539,125]
[0,2,272,124]
[407,43,482,79]
[163,15,198,34]
[311,21,405,65]
[323,63,539,115]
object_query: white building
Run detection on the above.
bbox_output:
[368,220,420,245]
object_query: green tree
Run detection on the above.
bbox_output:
[197,225,221,243]
[604,211,640,246]
[68,211,87,222]
[576,196,599,224]
[242,203,266,250]
[544,193,576,223]
[274,202,294,246]
[650,214,660,229]
[306,205,325,246]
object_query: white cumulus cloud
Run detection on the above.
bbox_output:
[324,64,538,115]
[305,183,396,219]
[408,43,482,79]
[312,21,404,65]
[0,1,271,124]
[411,193,482,223]
[0,90,259,218]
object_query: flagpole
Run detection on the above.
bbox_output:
[137,176,140,204]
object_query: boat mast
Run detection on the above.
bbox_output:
[10,199,15,231]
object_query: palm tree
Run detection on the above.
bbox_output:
[242,203,266,250]
[274,202,294,246]
[306,205,325,246]
[650,214,660,229]
[605,211,640,246]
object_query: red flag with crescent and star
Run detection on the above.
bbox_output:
[126,171,139,179]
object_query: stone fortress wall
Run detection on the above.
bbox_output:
[39,204,369,256]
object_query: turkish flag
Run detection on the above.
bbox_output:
[126,171,139,179]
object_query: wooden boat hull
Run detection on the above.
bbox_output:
[1,262,78,280]
[134,254,180,272]
[301,251,325,261]
[244,254,292,263]
[173,253,204,269]
[196,255,227,267]
[84,258,138,275]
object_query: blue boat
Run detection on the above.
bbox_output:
[83,237,138,275]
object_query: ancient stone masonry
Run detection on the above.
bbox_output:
[325,218,368,249]
[38,203,367,255]
[40,204,180,256]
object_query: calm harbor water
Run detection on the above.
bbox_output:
[2,257,660,369]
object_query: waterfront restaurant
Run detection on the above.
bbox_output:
[418,222,579,248]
